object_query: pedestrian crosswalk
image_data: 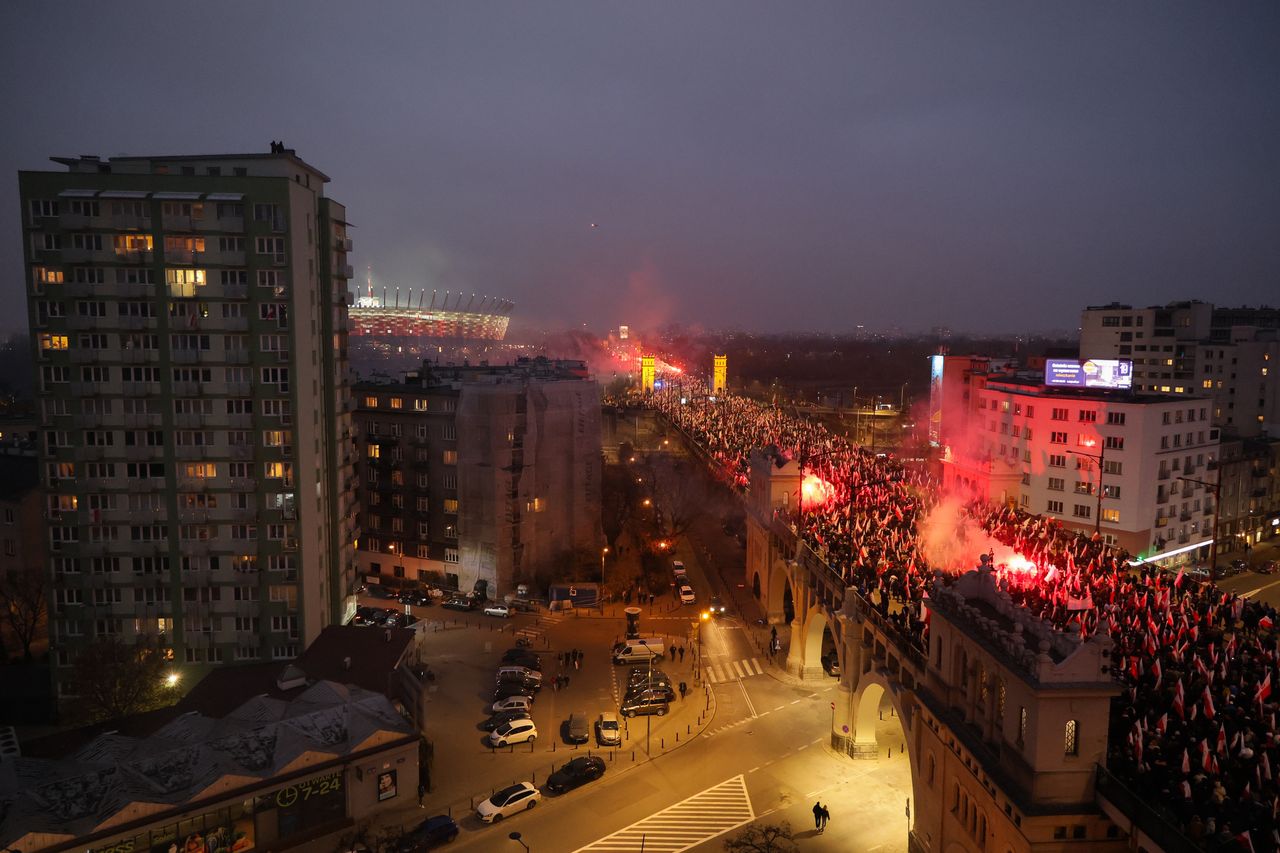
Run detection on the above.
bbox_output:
[514,611,565,641]
[572,775,755,852]
[705,658,765,684]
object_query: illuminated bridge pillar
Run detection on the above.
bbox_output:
[640,355,655,392]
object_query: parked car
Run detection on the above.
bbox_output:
[821,652,841,677]
[392,814,459,850]
[442,597,474,612]
[678,585,696,605]
[626,683,675,703]
[545,755,605,794]
[476,782,541,823]
[482,709,531,732]
[620,693,669,718]
[493,682,538,702]
[496,665,542,684]
[626,668,671,689]
[507,598,537,613]
[597,712,622,747]
[1257,560,1278,575]
[483,603,511,618]
[489,718,538,747]
[491,695,533,714]
[564,712,590,744]
[367,585,393,599]
[501,650,542,670]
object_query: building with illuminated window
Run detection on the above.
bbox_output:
[19,148,359,701]
[0,676,418,853]
[1080,301,1280,437]
[938,362,1220,563]
[353,358,602,598]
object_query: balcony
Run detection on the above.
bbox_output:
[110,214,152,231]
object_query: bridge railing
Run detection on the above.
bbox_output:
[1094,766,1200,853]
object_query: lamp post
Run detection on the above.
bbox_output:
[1067,445,1106,537]
[1179,475,1222,583]
[600,547,609,610]
[508,831,530,852]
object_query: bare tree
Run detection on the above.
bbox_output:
[72,635,177,723]
[724,822,799,853]
[0,566,47,662]
[642,454,701,545]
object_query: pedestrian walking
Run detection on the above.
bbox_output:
[557,651,564,666]
[812,801,822,831]
[820,805,830,832]
[679,681,688,699]
[648,593,655,605]
[678,645,685,662]
[574,655,580,671]
[551,677,559,693]
[562,675,570,689]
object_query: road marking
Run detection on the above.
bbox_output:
[1240,577,1280,598]
[572,775,755,852]
[706,658,765,684]
[739,678,758,719]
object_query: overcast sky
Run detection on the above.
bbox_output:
[2,1,1277,335]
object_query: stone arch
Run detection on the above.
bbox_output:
[766,559,794,625]
[802,604,831,671]
[851,671,921,832]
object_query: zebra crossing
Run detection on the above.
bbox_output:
[513,610,565,641]
[572,775,755,852]
[704,657,765,684]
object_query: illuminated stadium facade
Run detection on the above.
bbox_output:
[348,290,514,341]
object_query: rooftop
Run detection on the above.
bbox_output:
[0,681,415,850]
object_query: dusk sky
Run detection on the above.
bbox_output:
[2,2,1277,335]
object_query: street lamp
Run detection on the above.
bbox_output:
[600,547,609,606]
[1067,444,1106,537]
[508,831,530,852]
[1179,475,1222,583]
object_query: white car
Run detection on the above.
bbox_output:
[484,603,511,618]
[476,782,542,823]
[679,585,696,605]
[489,718,538,747]
[492,695,533,714]
[597,712,621,747]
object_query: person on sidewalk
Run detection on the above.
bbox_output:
[678,645,685,662]
[820,804,830,832]
[679,681,687,699]
[812,801,823,831]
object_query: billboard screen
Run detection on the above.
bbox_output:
[1044,358,1133,389]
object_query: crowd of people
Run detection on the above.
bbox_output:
[638,382,1280,851]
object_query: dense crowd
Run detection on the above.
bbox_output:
[639,384,1280,851]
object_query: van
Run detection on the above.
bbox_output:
[612,637,665,664]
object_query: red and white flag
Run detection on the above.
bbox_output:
[1257,673,1273,707]
[1172,679,1186,719]
[1203,687,1216,722]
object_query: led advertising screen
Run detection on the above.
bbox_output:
[1044,358,1133,390]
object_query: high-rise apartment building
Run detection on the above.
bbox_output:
[353,358,602,598]
[938,362,1220,561]
[1080,301,1280,437]
[20,148,358,699]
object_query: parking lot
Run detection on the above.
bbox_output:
[353,591,715,840]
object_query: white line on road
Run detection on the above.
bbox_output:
[572,775,755,852]
[739,678,758,718]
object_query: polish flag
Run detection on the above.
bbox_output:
[1203,687,1216,722]
[1172,680,1185,719]
[1256,673,1273,707]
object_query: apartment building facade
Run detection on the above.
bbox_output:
[941,369,1219,562]
[353,358,602,598]
[20,148,357,699]
[1080,301,1280,437]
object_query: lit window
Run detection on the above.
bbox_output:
[165,268,207,297]
[390,397,403,410]
[1064,720,1079,756]
[364,396,379,408]
[39,334,69,351]
[367,444,381,459]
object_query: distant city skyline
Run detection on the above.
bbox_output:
[2,1,1278,335]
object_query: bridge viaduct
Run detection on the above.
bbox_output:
[660,415,1190,853]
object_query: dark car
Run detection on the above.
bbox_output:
[545,756,606,794]
[1258,561,1278,575]
[493,682,537,702]
[508,598,537,613]
[442,597,474,612]
[564,712,590,744]
[391,814,459,850]
[626,683,675,703]
[482,709,532,732]
[367,584,393,599]
[501,650,542,670]
[707,596,727,617]
[620,693,669,718]
[627,669,672,690]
